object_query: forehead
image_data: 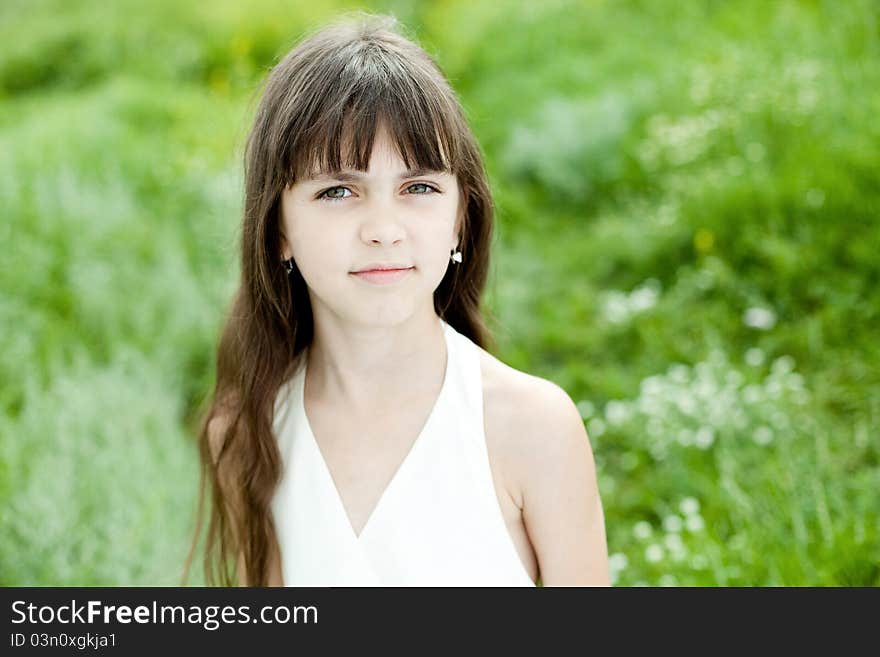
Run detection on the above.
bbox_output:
[306,128,417,176]
[301,167,453,184]
[292,116,455,185]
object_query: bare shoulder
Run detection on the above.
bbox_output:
[478,347,610,585]
[478,348,592,481]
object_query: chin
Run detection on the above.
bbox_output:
[353,302,424,327]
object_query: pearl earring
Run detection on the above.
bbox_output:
[450,249,462,264]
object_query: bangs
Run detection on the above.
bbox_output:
[279,46,463,185]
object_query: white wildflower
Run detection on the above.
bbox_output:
[659,574,678,587]
[680,497,700,516]
[669,364,690,383]
[676,393,697,415]
[691,554,708,569]
[686,515,705,532]
[629,280,660,312]
[650,443,668,461]
[633,521,653,540]
[753,425,774,445]
[695,380,715,400]
[695,361,715,380]
[695,425,715,449]
[601,291,631,324]
[576,399,595,419]
[646,417,664,438]
[725,370,744,388]
[770,410,790,429]
[743,307,777,330]
[745,347,766,367]
[663,515,683,533]
[772,355,796,375]
[609,552,629,573]
[664,533,685,553]
[743,384,763,404]
[604,400,630,426]
[640,375,665,397]
[645,544,664,563]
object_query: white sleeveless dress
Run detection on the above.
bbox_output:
[270,318,536,587]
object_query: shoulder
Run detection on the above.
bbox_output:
[478,348,595,494]
[479,347,610,585]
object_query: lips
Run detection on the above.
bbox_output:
[351,263,414,273]
[350,266,414,285]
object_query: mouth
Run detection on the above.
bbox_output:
[350,266,415,285]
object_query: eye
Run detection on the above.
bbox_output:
[316,182,440,203]
[317,186,352,202]
[406,182,439,195]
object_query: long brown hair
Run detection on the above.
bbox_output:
[182,11,498,586]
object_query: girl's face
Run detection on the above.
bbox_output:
[279,124,462,327]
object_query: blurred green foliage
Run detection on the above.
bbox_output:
[1,0,877,585]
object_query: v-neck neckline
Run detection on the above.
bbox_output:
[299,319,454,542]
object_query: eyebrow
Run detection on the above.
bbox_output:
[303,167,449,183]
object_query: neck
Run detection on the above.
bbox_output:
[304,308,447,415]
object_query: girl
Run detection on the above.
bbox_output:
[183,12,609,587]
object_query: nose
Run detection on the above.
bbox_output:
[359,201,406,246]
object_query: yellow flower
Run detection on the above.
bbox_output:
[694,228,714,253]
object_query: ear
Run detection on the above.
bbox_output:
[279,231,291,261]
[453,203,465,250]
[279,191,294,260]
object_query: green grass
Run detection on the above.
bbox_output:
[2,0,878,585]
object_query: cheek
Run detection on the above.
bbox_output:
[417,222,455,281]
[290,223,333,255]
[283,214,344,285]
[292,231,342,281]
